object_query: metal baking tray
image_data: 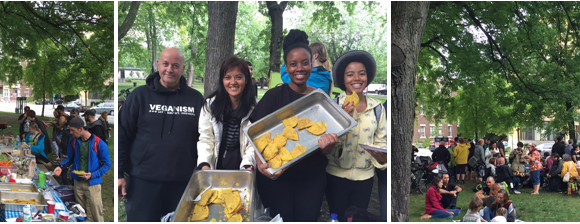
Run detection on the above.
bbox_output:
[0,183,38,192]
[172,170,255,222]
[244,89,357,174]
[0,191,48,212]
[359,144,388,153]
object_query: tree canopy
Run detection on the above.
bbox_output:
[118,1,387,86]
[0,1,114,105]
[416,2,580,141]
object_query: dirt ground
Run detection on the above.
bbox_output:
[317,176,382,221]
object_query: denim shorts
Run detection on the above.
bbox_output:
[530,170,540,185]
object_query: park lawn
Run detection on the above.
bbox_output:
[0,111,115,222]
[408,180,579,222]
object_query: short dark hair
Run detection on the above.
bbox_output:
[552,153,559,158]
[24,106,30,111]
[27,110,36,118]
[245,60,253,67]
[468,197,483,212]
[517,142,523,147]
[56,105,65,111]
[557,136,563,141]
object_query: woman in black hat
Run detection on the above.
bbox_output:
[325,50,387,221]
[249,29,339,222]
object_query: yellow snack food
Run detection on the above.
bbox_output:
[306,121,327,136]
[195,188,215,206]
[344,92,360,107]
[281,126,299,141]
[267,155,282,168]
[281,160,290,166]
[262,144,279,161]
[210,218,218,222]
[189,204,209,221]
[297,118,315,130]
[71,170,86,175]
[277,147,293,161]
[253,132,270,153]
[291,144,307,158]
[228,214,243,222]
[273,134,287,148]
[282,116,298,127]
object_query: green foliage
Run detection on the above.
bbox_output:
[417,2,580,140]
[0,1,114,101]
[422,139,431,149]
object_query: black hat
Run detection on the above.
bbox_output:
[82,109,95,117]
[283,29,312,63]
[69,117,85,128]
[332,50,377,91]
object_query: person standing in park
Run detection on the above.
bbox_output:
[523,144,543,195]
[552,136,565,158]
[281,42,333,95]
[53,117,111,222]
[474,139,486,182]
[24,110,51,155]
[454,138,470,184]
[118,47,205,221]
[197,56,257,170]
[325,50,387,221]
[565,139,574,157]
[17,106,31,142]
[432,139,451,169]
[249,30,338,222]
[83,110,108,144]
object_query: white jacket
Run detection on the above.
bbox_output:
[196,97,255,170]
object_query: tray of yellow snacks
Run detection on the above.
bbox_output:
[244,89,357,174]
[71,170,86,176]
[0,183,38,192]
[172,170,254,222]
[0,191,48,212]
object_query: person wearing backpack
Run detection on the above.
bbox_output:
[25,110,51,155]
[24,122,52,170]
[326,50,387,222]
[53,117,111,222]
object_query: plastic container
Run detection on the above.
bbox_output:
[22,204,31,222]
[328,213,339,222]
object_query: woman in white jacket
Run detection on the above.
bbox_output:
[197,56,257,170]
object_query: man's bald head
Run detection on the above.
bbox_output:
[157,47,185,91]
[487,176,495,184]
[479,139,484,145]
[498,157,505,165]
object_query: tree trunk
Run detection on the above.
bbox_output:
[566,99,576,145]
[118,1,141,40]
[204,1,238,97]
[391,1,430,222]
[187,62,195,86]
[266,1,287,75]
[147,6,157,73]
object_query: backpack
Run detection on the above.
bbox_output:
[344,206,383,222]
[72,136,102,165]
[473,181,487,192]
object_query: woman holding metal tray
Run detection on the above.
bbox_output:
[325,50,387,222]
[196,56,257,170]
[249,29,339,222]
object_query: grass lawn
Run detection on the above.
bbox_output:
[0,111,114,222]
[408,179,579,222]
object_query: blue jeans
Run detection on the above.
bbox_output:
[513,177,520,191]
[483,207,510,221]
[429,208,461,219]
[530,170,540,185]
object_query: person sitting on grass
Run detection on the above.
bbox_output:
[462,197,486,222]
[561,154,579,186]
[421,176,461,220]
[476,177,501,208]
[483,189,516,222]
[491,207,507,222]
[546,153,563,192]
[440,173,463,209]
[495,157,521,194]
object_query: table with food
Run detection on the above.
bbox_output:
[0,135,73,222]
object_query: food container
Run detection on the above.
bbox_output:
[0,191,48,212]
[172,170,255,222]
[0,183,37,192]
[244,89,357,174]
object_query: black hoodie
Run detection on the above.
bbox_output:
[118,72,204,182]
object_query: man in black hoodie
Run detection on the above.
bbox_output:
[118,47,204,222]
[552,136,565,158]
[432,139,451,169]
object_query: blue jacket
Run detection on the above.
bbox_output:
[281,64,332,94]
[60,134,111,186]
[24,133,48,160]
